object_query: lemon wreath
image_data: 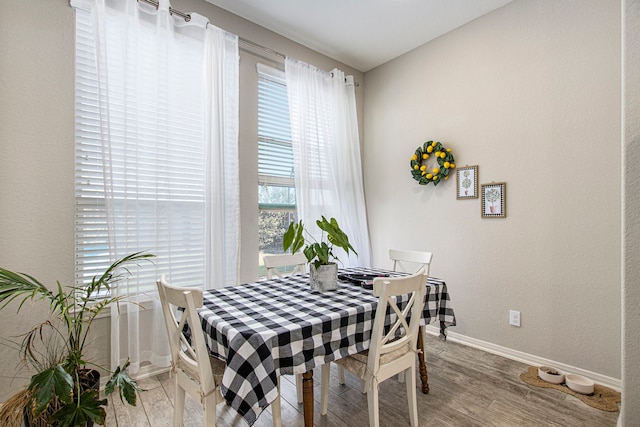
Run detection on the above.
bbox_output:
[410,140,455,186]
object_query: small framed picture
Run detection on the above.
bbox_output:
[456,165,478,199]
[481,182,506,218]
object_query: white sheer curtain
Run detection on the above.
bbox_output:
[72,0,239,375]
[285,58,371,267]
[204,25,241,289]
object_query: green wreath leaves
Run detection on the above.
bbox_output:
[410,140,456,186]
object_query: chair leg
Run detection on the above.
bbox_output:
[174,381,186,427]
[272,378,282,427]
[405,366,418,427]
[296,373,303,404]
[202,393,217,427]
[337,364,345,384]
[320,363,331,415]
[367,380,380,427]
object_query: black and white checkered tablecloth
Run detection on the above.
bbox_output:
[197,267,456,426]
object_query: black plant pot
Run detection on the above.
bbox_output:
[82,368,101,393]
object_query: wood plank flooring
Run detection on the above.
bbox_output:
[105,335,620,426]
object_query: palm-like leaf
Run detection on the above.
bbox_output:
[51,389,107,427]
[88,252,155,295]
[20,321,66,372]
[0,268,53,311]
[29,364,73,415]
[105,360,142,406]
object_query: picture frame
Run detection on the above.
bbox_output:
[481,182,506,218]
[456,165,478,199]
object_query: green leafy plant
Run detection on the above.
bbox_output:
[0,251,154,427]
[283,216,357,269]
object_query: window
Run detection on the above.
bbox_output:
[74,7,208,292]
[257,64,297,273]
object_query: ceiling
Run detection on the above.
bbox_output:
[204,0,515,72]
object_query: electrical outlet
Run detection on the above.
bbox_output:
[509,310,521,327]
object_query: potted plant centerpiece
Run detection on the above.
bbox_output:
[0,251,154,427]
[283,216,356,291]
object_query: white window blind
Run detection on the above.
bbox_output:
[257,64,295,209]
[75,8,110,285]
[257,64,296,265]
[74,7,207,291]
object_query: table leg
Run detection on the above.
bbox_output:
[302,370,314,426]
[417,326,430,394]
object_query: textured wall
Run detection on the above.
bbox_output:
[622,0,640,423]
[363,0,621,378]
[0,0,75,402]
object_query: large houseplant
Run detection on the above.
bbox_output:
[283,216,356,291]
[0,251,154,427]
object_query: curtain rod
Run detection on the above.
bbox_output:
[138,0,191,22]
[137,0,285,59]
[239,37,286,60]
[136,0,358,87]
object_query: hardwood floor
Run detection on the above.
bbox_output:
[105,335,620,426]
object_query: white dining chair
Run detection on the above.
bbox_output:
[156,277,282,427]
[320,270,427,427]
[263,252,307,279]
[389,248,433,276]
[390,249,433,384]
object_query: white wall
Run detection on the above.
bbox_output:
[621,0,640,423]
[0,0,362,401]
[0,0,76,402]
[363,0,621,379]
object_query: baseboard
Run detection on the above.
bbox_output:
[424,325,621,391]
[133,364,171,381]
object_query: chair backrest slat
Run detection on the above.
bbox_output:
[389,249,433,276]
[263,253,307,279]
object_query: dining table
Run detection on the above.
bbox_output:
[196,267,456,426]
